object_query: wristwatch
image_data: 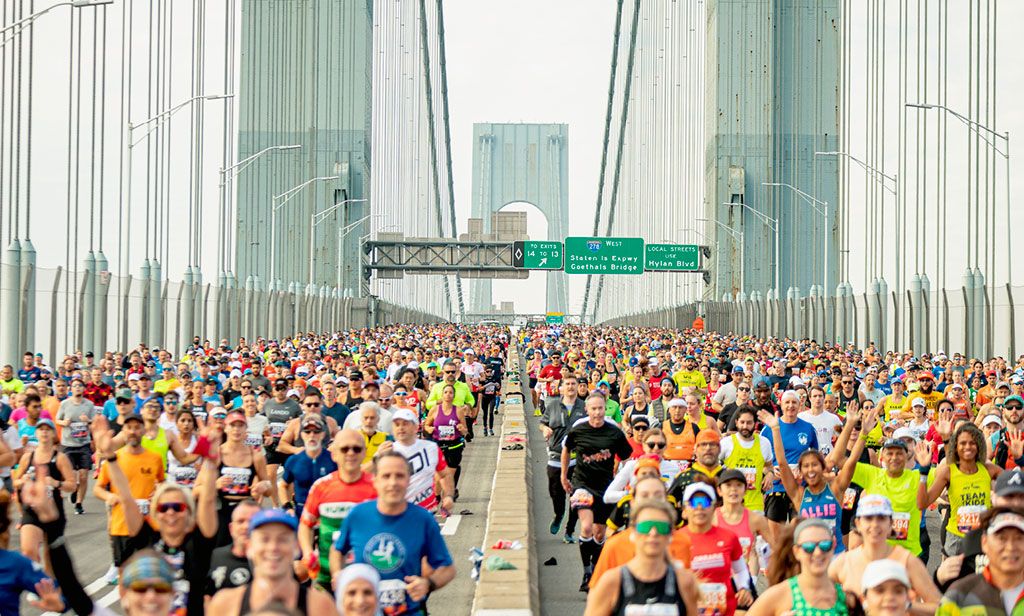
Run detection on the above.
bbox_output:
[427,577,437,593]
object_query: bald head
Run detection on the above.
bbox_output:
[332,428,368,473]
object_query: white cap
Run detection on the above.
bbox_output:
[682,482,717,503]
[286,388,301,398]
[951,382,964,389]
[861,560,910,591]
[982,414,1003,428]
[127,373,141,382]
[789,376,805,387]
[667,398,686,408]
[911,397,927,408]
[392,408,418,423]
[892,427,918,442]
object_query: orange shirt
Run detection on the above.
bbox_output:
[589,526,691,589]
[663,420,697,462]
[97,448,165,536]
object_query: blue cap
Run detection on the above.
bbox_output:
[684,354,696,360]
[36,418,56,430]
[248,508,299,535]
[731,365,744,373]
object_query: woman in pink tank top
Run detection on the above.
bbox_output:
[715,469,771,576]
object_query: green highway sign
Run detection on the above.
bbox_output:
[564,237,644,275]
[644,243,700,271]
[512,240,563,270]
[546,313,564,324]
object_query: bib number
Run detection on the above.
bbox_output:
[68,421,89,439]
[244,434,263,451]
[889,511,911,541]
[222,467,252,496]
[437,425,456,440]
[136,498,151,516]
[697,582,727,616]
[377,579,409,614]
[842,488,857,510]
[625,604,679,616]
[957,505,986,534]
[570,488,595,510]
[173,466,198,486]
[740,467,757,490]
[268,422,286,438]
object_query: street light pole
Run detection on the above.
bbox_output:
[308,198,367,284]
[269,175,338,284]
[218,144,301,274]
[720,203,778,294]
[762,182,831,294]
[696,217,744,294]
[0,0,112,46]
[906,103,1011,286]
[678,228,718,304]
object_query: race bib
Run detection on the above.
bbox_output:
[889,511,910,541]
[244,434,263,451]
[192,409,208,422]
[437,425,456,440]
[136,498,151,516]
[173,466,198,486]
[221,467,252,496]
[697,582,728,616]
[68,421,89,439]
[570,488,595,509]
[738,536,752,559]
[739,467,757,490]
[788,463,803,484]
[842,488,857,510]
[378,579,409,614]
[625,603,679,616]
[957,505,986,534]
[268,422,287,438]
[411,486,435,506]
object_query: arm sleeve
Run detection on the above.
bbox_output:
[603,463,633,504]
[46,536,94,616]
[730,556,752,590]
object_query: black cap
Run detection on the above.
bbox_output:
[273,379,288,389]
[995,469,1024,497]
[85,351,94,358]
[719,468,747,487]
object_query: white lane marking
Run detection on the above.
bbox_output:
[441,514,462,536]
[96,588,121,608]
[40,576,113,616]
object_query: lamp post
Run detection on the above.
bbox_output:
[676,228,718,303]
[720,203,779,293]
[269,176,338,284]
[308,198,368,284]
[906,103,1011,286]
[218,145,301,275]
[696,217,744,293]
[762,182,831,294]
[0,0,112,47]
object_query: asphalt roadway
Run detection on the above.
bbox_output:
[15,425,499,616]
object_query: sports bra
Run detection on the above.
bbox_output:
[612,564,686,616]
[218,449,257,500]
[238,582,308,616]
[787,577,848,616]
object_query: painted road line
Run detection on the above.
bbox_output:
[441,514,462,536]
[96,588,121,608]
[40,576,112,616]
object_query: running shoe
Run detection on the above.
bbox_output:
[549,515,562,535]
[104,564,119,585]
[563,533,576,544]
[74,503,84,515]
[578,572,591,592]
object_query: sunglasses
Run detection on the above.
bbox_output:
[444,371,456,375]
[304,402,322,408]
[337,445,365,454]
[1006,404,1024,410]
[212,413,227,420]
[157,502,188,513]
[302,428,324,435]
[645,441,666,450]
[688,495,713,510]
[798,539,835,554]
[842,381,854,385]
[128,581,174,594]
[394,392,409,397]
[634,519,672,536]
[737,387,750,392]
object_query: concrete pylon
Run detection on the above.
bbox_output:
[82,252,96,354]
[920,274,931,352]
[3,240,22,365]
[94,251,109,355]
[962,269,976,358]
[834,282,847,346]
[876,277,888,352]
[182,267,195,358]
[243,275,255,342]
[138,260,151,348]
[866,279,879,350]
[225,272,238,347]
[973,268,986,359]
[148,259,162,347]
[21,239,35,354]
[909,274,922,352]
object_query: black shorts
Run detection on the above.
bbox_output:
[111,534,136,567]
[439,442,464,468]
[764,492,796,523]
[266,449,288,466]
[529,377,538,389]
[62,444,93,471]
[570,486,613,525]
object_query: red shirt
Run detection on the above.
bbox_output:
[83,382,113,406]
[681,524,743,615]
[538,364,562,397]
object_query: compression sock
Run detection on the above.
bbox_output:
[590,537,605,567]
[578,536,594,572]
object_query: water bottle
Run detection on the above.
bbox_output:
[755,536,771,576]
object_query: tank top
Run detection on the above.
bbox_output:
[218,449,257,500]
[433,405,462,444]
[882,394,906,422]
[23,449,66,519]
[238,582,307,616]
[947,462,992,537]
[142,427,170,467]
[835,545,912,596]
[722,434,767,512]
[797,486,845,554]
[663,421,697,464]
[786,577,848,616]
[189,403,208,423]
[612,564,686,616]
[168,434,199,487]
[715,508,755,560]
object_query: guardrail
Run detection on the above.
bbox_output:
[472,346,538,616]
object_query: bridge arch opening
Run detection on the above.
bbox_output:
[493,201,549,315]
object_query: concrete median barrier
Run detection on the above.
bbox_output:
[472,347,538,616]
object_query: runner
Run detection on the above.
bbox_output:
[561,392,634,591]
[936,506,1024,615]
[714,468,772,576]
[423,383,469,494]
[279,414,337,519]
[760,389,818,536]
[718,405,775,513]
[206,499,261,598]
[213,411,272,547]
[262,379,303,503]
[390,408,455,513]
[55,378,97,515]
[539,373,586,542]
[12,417,74,570]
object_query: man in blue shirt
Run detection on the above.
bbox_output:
[279,414,337,519]
[760,388,818,537]
[17,352,41,384]
[330,451,454,615]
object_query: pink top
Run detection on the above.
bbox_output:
[8,408,54,423]
[715,508,755,560]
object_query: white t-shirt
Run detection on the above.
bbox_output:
[719,433,774,464]
[392,438,447,509]
[0,425,20,478]
[1002,580,1024,616]
[797,411,844,455]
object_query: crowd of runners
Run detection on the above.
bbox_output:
[527,324,1024,616]
[0,326,509,616]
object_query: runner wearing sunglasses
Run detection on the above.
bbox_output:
[602,430,682,505]
[279,415,337,520]
[747,519,850,616]
[584,499,698,616]
[678,481,751,615]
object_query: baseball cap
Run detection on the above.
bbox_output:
[856,494,894,518]
[982,415,1003,428]
[124,412,145,424]
[917,372,934,381]
[951,382,964,390]
[301,414,325,432]
[127,373,141,382]
[891,427,918,443]
[1006,395,1024,407]
[880,438,908,451]
[634,455,661,475]
[683,482,717,503]
[910,397,927,408]
[630,414,651,429]
[392,408,418,423]
[987,511,1024,535]
[35,418,56,430]
[731,365,744,373]
[248,508,299,535]
[994,469,1024,497]
[860,560,910,591]
[718,468,746,486]
[225,411,247,425]
[780,390,801,402]
[121,551,176,587]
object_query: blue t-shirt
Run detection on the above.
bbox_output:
[282,449,337,510]
[761,417,818,494]
[334,501,453,615]
[133,393,153,413]
[102,398,120,421]
[321,402,352,427]
[0,548,49,616]
[17,367,40,384]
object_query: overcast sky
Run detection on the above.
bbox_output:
[8,0,1022,318]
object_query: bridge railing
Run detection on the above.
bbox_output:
[0,265,446,365]
[601,283,1023,360]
